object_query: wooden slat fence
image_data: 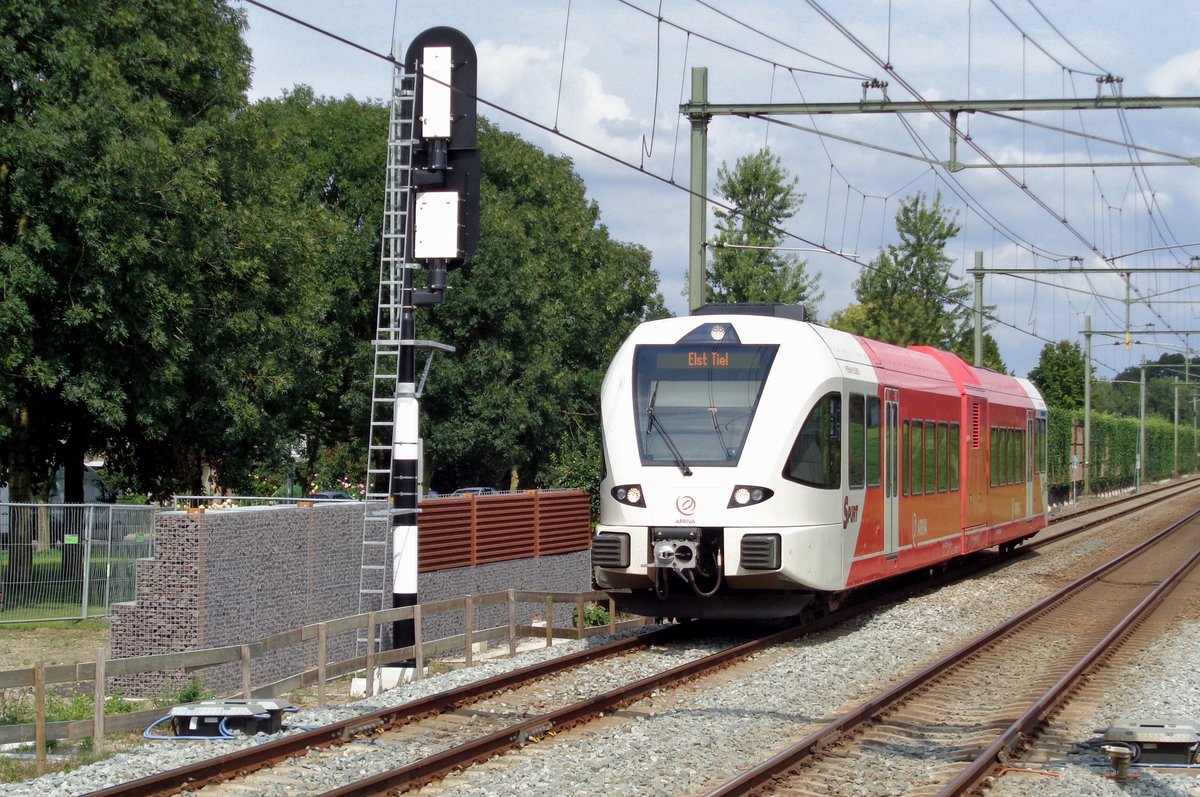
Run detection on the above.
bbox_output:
[417,490,590,571]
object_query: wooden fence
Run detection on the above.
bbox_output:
[418,490,592,571]
[0,589,646,774]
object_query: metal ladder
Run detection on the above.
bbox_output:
[357,62,418,656]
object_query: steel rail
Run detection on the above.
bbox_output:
[938,517,1200,796]
[85,479,1200,797]
[701,504,1200,797]
[81,623,696,797]
[313,621,826,796]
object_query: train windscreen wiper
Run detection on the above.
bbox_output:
[646,381,693,477]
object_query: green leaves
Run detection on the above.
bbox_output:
[831,192,972,351]
[1029,341,1087,409]
[422,120,664,490]
[707,149,823,311]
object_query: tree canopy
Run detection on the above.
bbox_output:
[1,0,665,502]
[422,120,665,491]
[1092,353,1199,422]
[705,149,823,314]
[829,192,974,350]
[0,0,252,501]
[1028,340,1088,409]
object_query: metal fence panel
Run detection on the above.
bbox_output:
[0,503,156,622]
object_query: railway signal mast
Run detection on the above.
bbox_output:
[362,27,478,680]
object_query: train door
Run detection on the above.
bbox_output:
[1025,410,1035,517]
[884,388,900,557]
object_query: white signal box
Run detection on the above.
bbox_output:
[420,47,452,139]
[414,192,460,259]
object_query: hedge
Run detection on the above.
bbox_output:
[1046,407,1199,492]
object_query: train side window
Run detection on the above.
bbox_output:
[948,423,960,490]
[923,420,936,494]
[865,396,881,487]
[849,393,865,489]
[1022,427,1032,482]
[908,420,922,495]
[936,422,949,492]
[990,427,998,487]
[902,420,911,496]
[1005,427,1014,485]
[784,392,842,489]
[1010,427,1018,485]
[998,428,1007,485]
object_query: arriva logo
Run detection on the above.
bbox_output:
[842,496,859,529]
[676,495,696,516]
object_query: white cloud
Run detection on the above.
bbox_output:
[1148,49,1200,95]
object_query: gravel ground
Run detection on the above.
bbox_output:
[10,493,1200,797]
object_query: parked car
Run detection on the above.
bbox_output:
[48,465,116,504]
[450,487,497,496]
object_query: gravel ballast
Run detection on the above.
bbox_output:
[9,496,1200,797]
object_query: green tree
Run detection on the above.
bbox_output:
[0,0,252,581]
[829,192,971,348]
[949,330,1008,374]
[91,88,384,501]
[423,120,665,492]
[0,0,251,495]
[705,149,823,313]
[1102,353,1198,423]
[1028,340,1088,409]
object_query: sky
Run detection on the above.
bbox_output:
[238,1,1200,381]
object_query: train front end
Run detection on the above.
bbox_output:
[592,308,850,620]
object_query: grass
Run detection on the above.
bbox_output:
[0,618,143,785]
[1,545,146,622]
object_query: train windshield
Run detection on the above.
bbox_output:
[633,344,778,468]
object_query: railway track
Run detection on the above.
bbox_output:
[703,504,1200,796]
[78,479,1200,797]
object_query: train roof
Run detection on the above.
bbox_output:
[692,303,811,322]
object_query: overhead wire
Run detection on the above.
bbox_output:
[613,0,870,81]
[553,0,573,131]
[681,0,871,80]
[803,0,1193,346]
[639,0,666,166]
[992,1,1199,342]
[242,0,1174,360]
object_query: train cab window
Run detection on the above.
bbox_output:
[923,420,936,494]
[633,343,778,468]
[784,392,841,489]
[849,394,865,489]
[948,423,960,490]
[866,396,881,487]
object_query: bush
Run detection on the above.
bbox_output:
[574,602,611,627]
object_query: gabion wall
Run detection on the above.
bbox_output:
[109,502,590,696]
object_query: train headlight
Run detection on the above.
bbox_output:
[727,485,773,508]
[612,484,646,507]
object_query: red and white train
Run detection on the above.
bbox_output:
[592,304,1047,619]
